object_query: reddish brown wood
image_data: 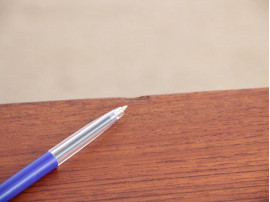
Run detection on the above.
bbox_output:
[0,88,268,201]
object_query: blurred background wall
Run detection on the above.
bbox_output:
[0,0,268,104]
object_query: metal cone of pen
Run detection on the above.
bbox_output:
[0,106,127,201]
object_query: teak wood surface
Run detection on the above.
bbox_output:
[0,88,268,201]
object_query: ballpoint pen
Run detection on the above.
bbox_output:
[0,105,127,201]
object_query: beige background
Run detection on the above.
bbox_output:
[0,0,268,104]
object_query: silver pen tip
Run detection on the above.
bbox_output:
[122,105,128,111]
[114,105,128,117]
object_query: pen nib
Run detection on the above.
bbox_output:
[114,105,128,117]
[121,105,128,111]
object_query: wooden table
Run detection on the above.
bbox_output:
[0,88,268,201]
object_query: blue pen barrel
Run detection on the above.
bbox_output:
[0,152,58,201]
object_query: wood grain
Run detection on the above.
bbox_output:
[0,88,268,201]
